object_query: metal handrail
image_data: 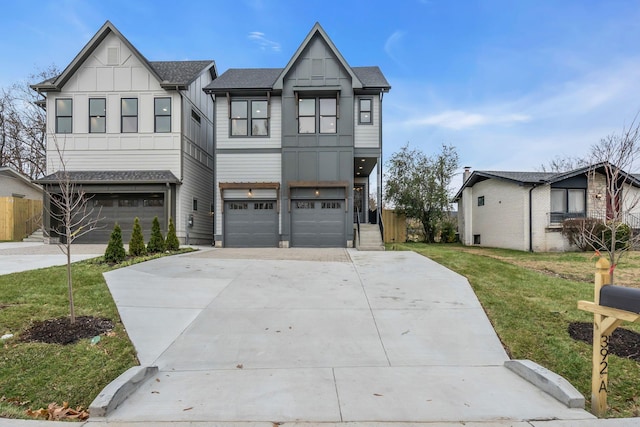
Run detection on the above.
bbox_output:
[377,209,384,242]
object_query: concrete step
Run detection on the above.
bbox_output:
[23,229,44,242]
[356,224,384,251]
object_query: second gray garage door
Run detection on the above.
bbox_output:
[224,200,278,247]
[291,199,345,247]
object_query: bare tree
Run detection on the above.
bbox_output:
[44,137,104,324]
[538,155,590,173]
[567,117,640,282]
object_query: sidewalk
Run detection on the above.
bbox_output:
[0,242,106,275]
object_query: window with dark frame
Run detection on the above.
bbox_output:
[359,98,372,124]
[550,188,586,223]
[154,97,171,133]
[298,97,337,134]
[191,109,201,124]
[473,234,481,245]
[193,198,198,211]
[230,100,269,137]
[121,98,138,133]
[55,98,72,133]
[89,98,106,133]
[477,196,485,206]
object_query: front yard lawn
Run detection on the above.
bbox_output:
[0,249,192,419]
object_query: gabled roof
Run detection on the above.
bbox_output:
[35,170,180,185]
[30,21,215,92]
[352,66,391,90]
[454,161,640,201]
[0,166,43,192]
[273,22,363,91]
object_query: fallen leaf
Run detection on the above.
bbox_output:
[183,407,193,411]
[236,364,244,369]
[373,393,383,397]
[401,330,410,335]
[156,378,161,382]
[151,391,160,394]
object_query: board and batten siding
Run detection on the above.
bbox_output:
[45,31,182,176]
[216,97,282,150]
[215,153,281,235]
[354,95,380,148]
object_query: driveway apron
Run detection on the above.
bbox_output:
[101,248,593,423]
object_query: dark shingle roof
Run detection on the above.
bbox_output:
[204,66,390,92]
[36,170,180,184]
[150,61,214,85]
[478,171,558,183]
[353,66,391,89]
[204,68,283,91]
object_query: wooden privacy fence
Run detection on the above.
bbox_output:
[382,209,406,243]
[0,197,43,241]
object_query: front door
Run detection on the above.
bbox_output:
[353,184,366,223]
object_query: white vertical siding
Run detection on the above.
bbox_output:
[216,97,282,149]
[354,95,380,148]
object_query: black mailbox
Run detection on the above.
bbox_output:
[600,285,640,314]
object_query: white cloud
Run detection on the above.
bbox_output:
[248,31,281,52]
[384,30,406,66]
[404,110,531,130]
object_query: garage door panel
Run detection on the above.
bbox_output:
[291,199,345,247]
[224,200,278,248]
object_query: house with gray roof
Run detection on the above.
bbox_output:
[454,164,640,252]
[32,21,216,244]
[204,23,390,247]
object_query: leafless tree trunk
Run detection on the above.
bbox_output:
[577,116,640,282]
[44,136,104,324]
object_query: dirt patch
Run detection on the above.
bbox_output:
[20,316,114,345]
[568,322,640,361]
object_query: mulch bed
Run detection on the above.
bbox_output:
[568,322,640,361]
[20,316,114,345]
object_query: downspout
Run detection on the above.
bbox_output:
[209,93,216,246]
[378,91,384,223]
[529,184,536,252]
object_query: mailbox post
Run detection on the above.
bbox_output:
[578,257,640,417]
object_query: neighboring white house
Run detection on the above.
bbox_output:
[455,164,640,252]
[32,21,216,244]
[203,23,390,247]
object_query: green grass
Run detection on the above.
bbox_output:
[0,248,194,419]
[389,243,640,418]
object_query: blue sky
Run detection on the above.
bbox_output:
[2,0,640,177]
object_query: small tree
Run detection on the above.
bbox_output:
[147,216,165,253]
[104,223,126,263]
[129,217,147,257]
[573,116,640,282]
[165,217,180,251]
[385,143,459,243]
[43,136,103,324]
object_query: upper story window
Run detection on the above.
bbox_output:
[477,196,485,206]
[359,98,372,124]
[298,97,337,134]
[231,100,269,137]
[89,98,106,133]
[154,98,171,133]
[121,98,138,133]
[55,98,72,134]
[191,109,201,124]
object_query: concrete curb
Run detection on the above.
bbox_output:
[88,366,158,417]
[505,359,585,408]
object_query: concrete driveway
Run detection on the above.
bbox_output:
[97,248,594,424]
[0,242,106,275]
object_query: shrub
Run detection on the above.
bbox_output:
[128,217,147,257]
[440,219,457,243]
[147,216,165,253]
[562,218,631,251]
[165,217,180,251]
[104,223,126,264]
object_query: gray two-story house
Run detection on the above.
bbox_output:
[204,23,390,247]
[32,21,216,244]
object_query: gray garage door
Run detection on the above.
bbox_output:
[73,193,165,244]
[224,200,278,247]
[291,199,345,247]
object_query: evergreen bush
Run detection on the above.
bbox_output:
[129,217,147,256]
[147,216,165,253]
[165,217,180,251]
[104,223,126,264]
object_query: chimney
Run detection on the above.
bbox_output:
[463,166,471,184]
